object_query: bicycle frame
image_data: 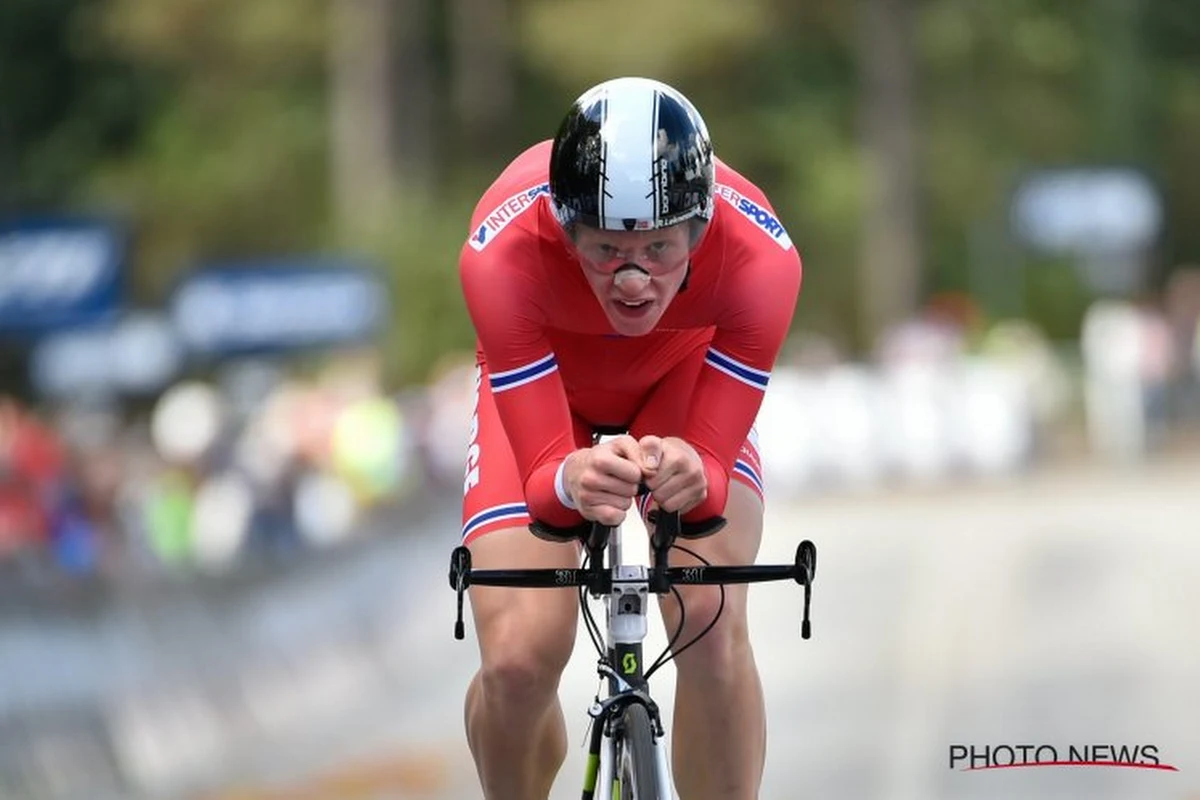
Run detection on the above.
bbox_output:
[449,510,816,800]
[585,521,673,799]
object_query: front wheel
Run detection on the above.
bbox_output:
[614,703,662,800]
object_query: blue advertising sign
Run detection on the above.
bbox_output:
[169,260,388,356]
[30,312,185,398]
[1011,168,1162,256]
[0,217,124,334]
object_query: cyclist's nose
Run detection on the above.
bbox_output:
[613,264,651,294]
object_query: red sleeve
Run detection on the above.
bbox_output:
[681,231,801,520]
[459,239,584,526]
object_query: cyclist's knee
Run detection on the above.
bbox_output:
[479,634,573,705]
[477,606,576,705]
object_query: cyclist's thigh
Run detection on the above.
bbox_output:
[467,527,579,664]
[461,361,579,656]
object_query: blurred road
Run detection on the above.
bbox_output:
[267,456,1200,800]
[5,458,1200,800]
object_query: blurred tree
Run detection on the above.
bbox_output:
[917,0,1093,335]
[391,0,438,199]
[8,0,1200,387]
[449,0,516,160]
[521,0,771,87]
[858,0,920,350]
[0,0,164,213]
[88,0,331,299]
[328,0,438,240]
[1145,0,1200,283]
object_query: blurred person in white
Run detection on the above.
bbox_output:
[753,333,842,495]
[1081,297,1177,461]
[873,297,970,484]
[876,355,960,483]
[754,359,823,495]
[950,355,1034,477]
[815,363,887,488]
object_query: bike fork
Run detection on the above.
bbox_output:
[585,561,676,799]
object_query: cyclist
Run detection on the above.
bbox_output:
[458,76,802,800]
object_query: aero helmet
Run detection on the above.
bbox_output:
[549,77,715,234]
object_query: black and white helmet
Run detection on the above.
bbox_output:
[549,77,715,233]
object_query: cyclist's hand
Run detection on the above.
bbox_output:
[638,435,707,513]
[562,435,647,526]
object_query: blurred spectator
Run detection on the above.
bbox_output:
[1081,299,1142,461]
[1163,266,1200,424]
[2,294,1193,588]
[875,312,965,369]
[1081,297,1177,461]
[1135,295,1176,450]
[0,342,439,584]
[0,397,67,565]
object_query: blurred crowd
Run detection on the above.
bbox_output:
[758,271,1200,496]
[1,352,430,584]
[4,269,1200,587]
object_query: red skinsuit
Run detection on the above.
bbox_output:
[459,141,802,543]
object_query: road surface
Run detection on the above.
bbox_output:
[224,456,1200,800]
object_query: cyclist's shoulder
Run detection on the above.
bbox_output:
[465,141,553,247]
[459,142,561,307]
[709,158,796,256]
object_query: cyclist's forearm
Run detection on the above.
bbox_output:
[683,450,729,520]
[525,457,584,527]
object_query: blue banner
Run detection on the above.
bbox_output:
[0,217,124,334]
[169,260,388,356]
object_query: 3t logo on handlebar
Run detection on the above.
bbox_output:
[682,567,705,582]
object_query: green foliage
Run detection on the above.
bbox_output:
[374,197,481,386]
[1020,256,1094,342]
[7,0,1200,388]
[83,0,331,301]
[521,0,772,86]
[0,0,166,209]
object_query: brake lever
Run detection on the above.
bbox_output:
[449,546,472,640]
[794,540,817,640]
